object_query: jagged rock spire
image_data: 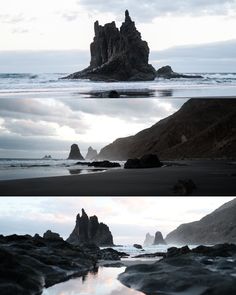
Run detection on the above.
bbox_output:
[125,10,132,22]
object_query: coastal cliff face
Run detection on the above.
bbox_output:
[64,10,156,81]
[68,144,84,160]
[165,198,236,245]
[67,209,114,247]
[97,99,236,160]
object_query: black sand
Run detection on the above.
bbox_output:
[0,160,235,196]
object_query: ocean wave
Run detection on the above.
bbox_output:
[0,73,38,79]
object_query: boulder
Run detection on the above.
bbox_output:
[153,231,166,245]
[143,233,155,247]
[43,230,63,241]
[124,154,162,169]
[156,65,203,79]
[68,144,84,160]
[67,209,114,247]
[75,160,121,168]
[64,10,156,82]
[85,146,98,161]
[133,244,143,249]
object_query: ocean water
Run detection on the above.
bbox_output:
[0,158,124,181]
[0,73,236,98]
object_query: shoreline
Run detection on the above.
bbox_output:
[0,160,235,196]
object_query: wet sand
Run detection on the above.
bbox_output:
[0,160,235,196]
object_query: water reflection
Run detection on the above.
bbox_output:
[68,169,107,175]
[43,267,144,295]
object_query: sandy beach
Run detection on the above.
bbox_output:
[0,160,235,196]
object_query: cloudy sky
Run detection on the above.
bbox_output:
[0,197,234,244]
[0,98,186,158]
[0,0,236,72]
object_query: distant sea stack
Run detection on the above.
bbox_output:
[85,146,98,160]
[166,198,236,245]
[68,144,84,160]
[64,10,156,81]
[97,99,236,160]
[67,209,114,246]
[143,233,155,247]
[153,231,166,245]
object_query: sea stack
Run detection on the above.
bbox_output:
[64,10,156,81]
[68,144,84,160]
[85,146,98,160]
[153,231,166,245]
[143,233,155,247]
[67,209,114,246]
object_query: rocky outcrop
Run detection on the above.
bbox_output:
[119,244,236,295]
[133,244,143,249]
[156,65,202,79]
[64,10,156,82]
[68,144,84,160]
[67,209,114,247]
[153,231,166,245]
[165,198,236,245]
[97,99,236,160]
[124,154,162,169]
[85,146,98,160]
[143,233,155,247]
[76,160,121,168]
[43,230,63,241]
[0,234,127,295]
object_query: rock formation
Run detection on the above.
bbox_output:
[85,146,98,160]
[156,65,202,79]
[119,244,236,295]
[43,230,63,241]
[67,209,114,246]
[143,233,155,247]
[165,198,236,244]
[124,154,162,169]
[64,10,156,81]
[68,144,84,160]
[153,231,166,245]
[97,99,236,160]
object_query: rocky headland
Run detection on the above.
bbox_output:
[64,10,156,82]
[68,144,84,160]
[97,98,236,160]
[165,198,236,245]
[67,209,114,246]
[153,231,166,245]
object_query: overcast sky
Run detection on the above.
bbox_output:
[0,0,236,72]
[0,197,234,244]
[0,98,186,158]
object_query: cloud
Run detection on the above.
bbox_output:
[78,0,236,22]
[0,13,25,24]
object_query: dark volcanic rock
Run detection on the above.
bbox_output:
[124,154,162,169]
[64,10,156,82]
[0,234,96,295]
[97,99,236,160]
[133,244,143,249]
[85,146,98,161]
[119,244,236,295]
[143,233,155,247]
[153,231,166,245]
[43,230,63,241]
[67,209,114,246]
[166,198,236,244]
[75,160,121,168]
[68,144,84,160]
[157,65,203,79]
